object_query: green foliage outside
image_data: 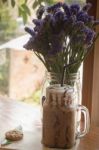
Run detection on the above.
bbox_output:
[21,89,41,105]
[0,2,18,44]
[1,0,85,24]
[0,1,18,97]
[0,50,10,95]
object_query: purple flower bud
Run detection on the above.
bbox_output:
[24,37,34,50]
[36,6,45,19]
[48,33,63,55]
[76,21,84,26]
[54,11,64,21]
[43,14,53,24]
[47,6,54,12]
[24,2,97,59]
[77,11,89,23]
[32,19,41,26]
[25,27,35,36]
[63,16,76,31]
[50,41,63,55]
[63,16,68,24]
[62,3,71,17]
[82,3,92,12]
[83,28,96,45]
[34,26,40,32]
[70,4,80,14]
[63,16,68,22]
[47,2,62,13]
[50,16,56,27]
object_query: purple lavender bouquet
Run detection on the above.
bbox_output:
[24,2,99,79]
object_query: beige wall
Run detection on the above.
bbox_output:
[9,50,45,100]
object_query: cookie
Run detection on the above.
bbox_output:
[5,129,23,141]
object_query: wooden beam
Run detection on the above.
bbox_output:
[91,1,99,126]
[82,0,97,117]
[82,50,94,116]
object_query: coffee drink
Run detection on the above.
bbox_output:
[42,86,77,149]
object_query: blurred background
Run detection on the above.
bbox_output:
[0,0,85,105]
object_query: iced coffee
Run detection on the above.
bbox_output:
[42,85,77,149]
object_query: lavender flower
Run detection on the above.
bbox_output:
[49,34,63,55]
[69,16,76,24]
[62,3,71,17]
[75,21,84,27]
[63,16,68,25]
[25,27,35,36]
[83,28,96,45]
[77,11,90,23]
[50,41,63,55]
[34,26,40,32]
[47,2,62,13]
[86,31,96,45]
[36,5,45,19]
[70,4,80,14]
[44,14,52,22]
[47,6,54,12]
[24,2,99,74]
[32,19,41,26]
[54,11,64,21]
[82,3,92,12]
[32,19,44,33]
[24,37,35,50]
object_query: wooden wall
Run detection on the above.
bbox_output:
[82,0,99,126]
[91,0,99,126]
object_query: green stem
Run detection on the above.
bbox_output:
[34,52,47,68]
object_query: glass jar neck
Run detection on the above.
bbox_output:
[45,71,80,86]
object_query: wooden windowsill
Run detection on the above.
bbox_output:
[0,97,99,150]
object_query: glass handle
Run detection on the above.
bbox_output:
[76,105,90,139]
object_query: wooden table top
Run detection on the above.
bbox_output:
[0,97,99,150]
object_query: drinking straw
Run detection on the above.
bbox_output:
[61,61,78,87]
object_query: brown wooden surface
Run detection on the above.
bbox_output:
[82,0,97,118]
[0,97,99,150]
[82,0,99,126]
[91,0,99,126]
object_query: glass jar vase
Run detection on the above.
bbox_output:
[42,85,90,149]
[41,71,81,106]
